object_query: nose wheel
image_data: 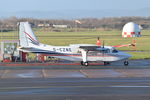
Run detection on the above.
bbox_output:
[124,61,129,66]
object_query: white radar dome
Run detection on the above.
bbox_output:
[122,22,141,38]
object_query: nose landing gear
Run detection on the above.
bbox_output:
[124,60,129,66]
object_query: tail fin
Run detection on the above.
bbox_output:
[19,22,39,47]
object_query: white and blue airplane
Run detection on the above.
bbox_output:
[18,22,132,66]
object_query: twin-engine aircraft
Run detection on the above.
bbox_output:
[18,22,133,66]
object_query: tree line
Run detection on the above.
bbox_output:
[0,16,150,32]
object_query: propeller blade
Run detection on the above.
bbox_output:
[103,41,104,48]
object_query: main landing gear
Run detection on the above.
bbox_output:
[81,61,89,66]
[80,49,89,66]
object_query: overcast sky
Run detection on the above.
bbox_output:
[1,0,150,12]
[0,0,150,19]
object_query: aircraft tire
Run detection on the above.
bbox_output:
[124,61,129,66]
[104,62,110,65]
[83,62,89,66]
[81,61,84,66]
[81,61,89,66]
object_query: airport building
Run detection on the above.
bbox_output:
[0,40,54,63]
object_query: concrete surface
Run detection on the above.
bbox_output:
[0,59,149,100]
[0,69,150,78]
[0,78,150,100]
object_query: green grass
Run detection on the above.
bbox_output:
[128,52,150,60]
[0,29,150,59]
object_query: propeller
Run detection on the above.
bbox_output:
[96,37,106,56]
[96,37,101,46]
[102,40,105,56]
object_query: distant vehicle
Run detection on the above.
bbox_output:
[18,22,134,66]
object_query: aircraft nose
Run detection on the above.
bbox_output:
[118,52,131,60]
[123,53,131,58]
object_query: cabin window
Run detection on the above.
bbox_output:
[100,49,110,53]
[105,49,110,53]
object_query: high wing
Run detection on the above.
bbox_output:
[79,46,109,51]
[112,39,136,48]
[112,43,136,48]
[112,44,131,48]
[78,45,108,66]
[79,46,101,51]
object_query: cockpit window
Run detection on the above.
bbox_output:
[112,49,118,53]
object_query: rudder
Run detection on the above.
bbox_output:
[19,22,39,47]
